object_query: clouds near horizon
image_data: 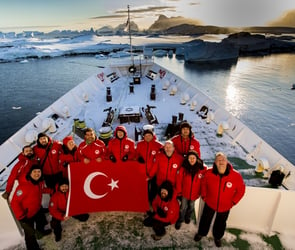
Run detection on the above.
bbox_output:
[268,9,295,27]
[0,0,295,32]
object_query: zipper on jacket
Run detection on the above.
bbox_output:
[189,173,194,200]
[145,142,149,175]
[223,181,227,192]
[120,140,122,160]
[165,157,171,181]
[216,175,222,211]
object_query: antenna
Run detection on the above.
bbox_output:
[127,5,134,65]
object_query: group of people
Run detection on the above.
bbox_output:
[2,121,245,249]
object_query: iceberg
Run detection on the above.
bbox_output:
[184,40,239,63]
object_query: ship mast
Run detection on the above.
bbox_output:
[127,5,134,65]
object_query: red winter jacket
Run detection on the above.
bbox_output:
[171,134,201,158]
[201,163,245,212]
[33,138,62,175]
[10,179,48,220]
[176,163,207,200]
[5,154,38,193]
[59,146,78,166]
[59,146,79,178]
[49,190,68,221]
[136,138,163,177]
[152,192,180,224]
[77,138,106,162]
[107,126,136,161]
[150,151,183,187]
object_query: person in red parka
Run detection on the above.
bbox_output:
[143,180,180,241]
[33,132,63,190]
[175,150,206,230]
[59,136,79,178]
[107,125,136,163]
[171,121,201,159]
[10,164,52,250]
[77,127,106,164]
[49,178,89,242]
[2,145,38,200]
[194,152,245,247]
[136,128,163,208]
[149,140,183,188]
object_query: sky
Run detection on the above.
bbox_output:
[0,0,295,32]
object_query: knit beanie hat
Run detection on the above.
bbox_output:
[37,132,48,140]
[59,178,69,186]
[29,164,42,173]
[63,136,73,146]
[143,129,154,136]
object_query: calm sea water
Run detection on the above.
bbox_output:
[0,54,294,164]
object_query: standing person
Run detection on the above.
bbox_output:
[175,150,206,230]
[2,145,37,200]
[149,140,183,189]
[10,164,52,250]
[171,121,201,159]
[143,180,180,241]
[136,128,163,208]
[49,178,89,242]
[194,152,245,247]
[59,135,78,178]
[77,127,106,164]
[107,125,136,163]
[33,132,63,190]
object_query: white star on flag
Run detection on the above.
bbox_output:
[108,179,119,191]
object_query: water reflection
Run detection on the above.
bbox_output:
[155,54,295,165]
[225,80,243,118]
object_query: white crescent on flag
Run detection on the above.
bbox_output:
[83,172,108,199]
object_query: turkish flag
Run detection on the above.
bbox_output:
[66,161,149,216]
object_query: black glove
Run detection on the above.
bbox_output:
[63,161,69,168]
[20,217,30,224]
[157,207,166,218]
[122,155,128,162]
[109,155,116,163]
[137,156,145,163]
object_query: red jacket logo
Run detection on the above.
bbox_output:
[226,182,233,188]
[16,190,23,196]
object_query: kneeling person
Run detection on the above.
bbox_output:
[143,180,179,241]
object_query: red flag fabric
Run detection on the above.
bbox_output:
[66,160,149,216]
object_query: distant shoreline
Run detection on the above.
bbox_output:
[1,32,295,64]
